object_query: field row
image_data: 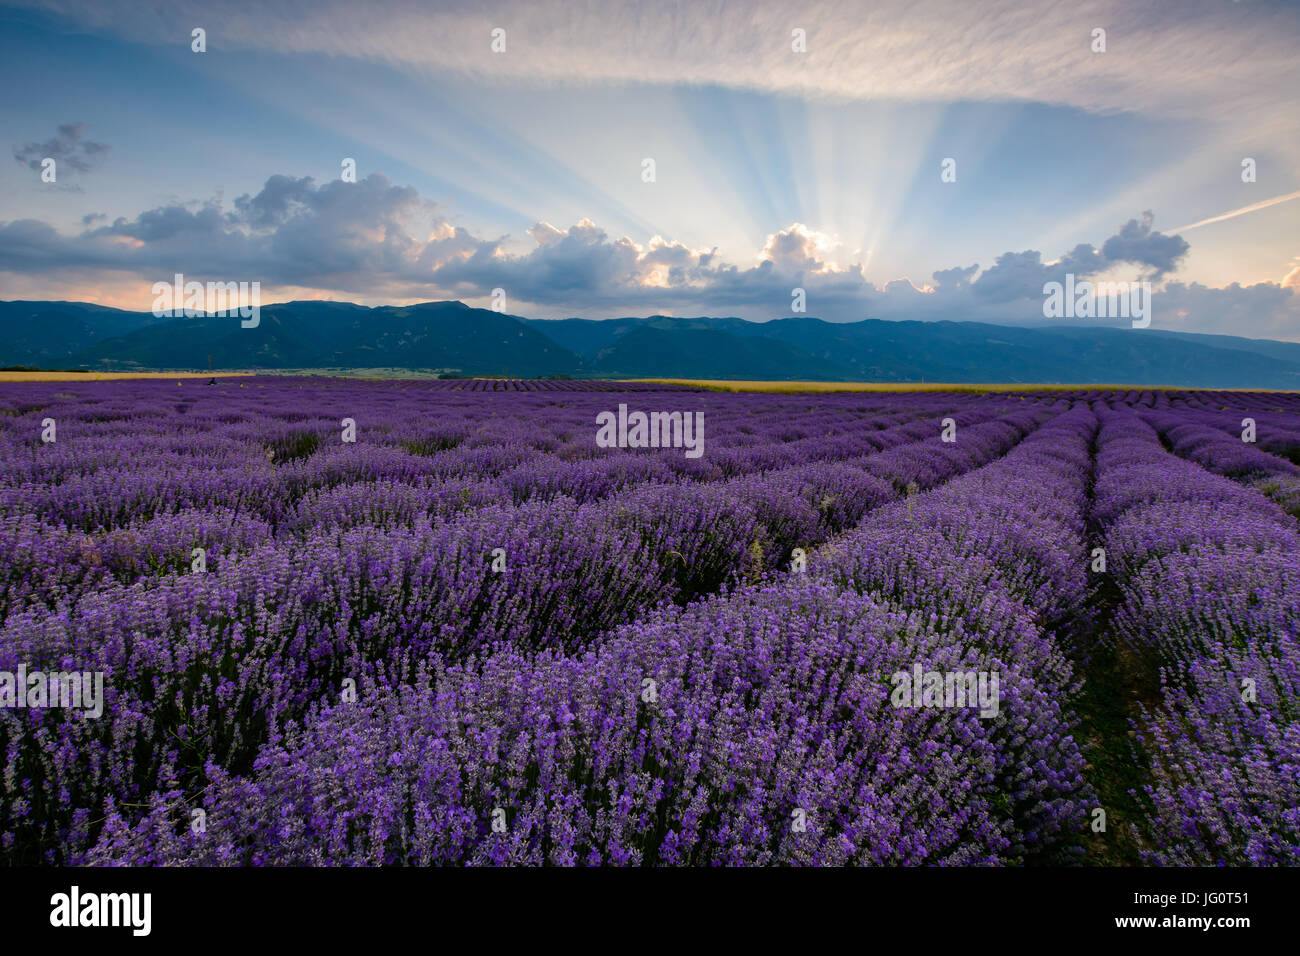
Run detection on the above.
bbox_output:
[1,381,1297,865]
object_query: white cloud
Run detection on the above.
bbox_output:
[22,0,1300,135]
[1281,261,1300,290]
[758,223,847,275]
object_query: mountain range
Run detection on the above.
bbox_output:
[3,299,1299,388]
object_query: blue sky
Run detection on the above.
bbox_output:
[1,0,1297,338]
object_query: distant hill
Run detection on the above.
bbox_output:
[3,298,1300,388]
[524,314,1300,388]
[733,318,1300,388]
[12,300,581,378]
[576,321,856,380]
[0,301,170,367]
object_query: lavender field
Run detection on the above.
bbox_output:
[2,378,1298,866]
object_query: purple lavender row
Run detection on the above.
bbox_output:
[1135,402,1300,519]
[1093,407,1300,865]
[815,403,1098,650]
[1132,407,1300,484]
[805,403,1103,860]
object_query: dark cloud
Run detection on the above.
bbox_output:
[931,263,978,290]
[970,250,1054,302]
[96,201,227,242]
[13,122,109,175]
[964,216,1188,305]
[0,174,438,291]
[1100,211,1189,279]
[1155,280,1300,340]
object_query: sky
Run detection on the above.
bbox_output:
[0,0,1298,338]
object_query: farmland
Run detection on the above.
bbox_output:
[1,377,1297,865]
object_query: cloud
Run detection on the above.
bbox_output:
[931,264,979,291]
[1173,191,1300,233]
[17,0,1300,134]
[962,213,1188,305]
[12,173,441,290]
[1098,211,1189,279]
[426,216,874,311]
[757,224,846,275]
[1,171,1297,338]
[1156,280,1300,341]
[12,122,109,175]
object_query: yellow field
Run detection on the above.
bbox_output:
[0,371,254,383]
[0,371,1290,393]
[634,379,1297,394]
